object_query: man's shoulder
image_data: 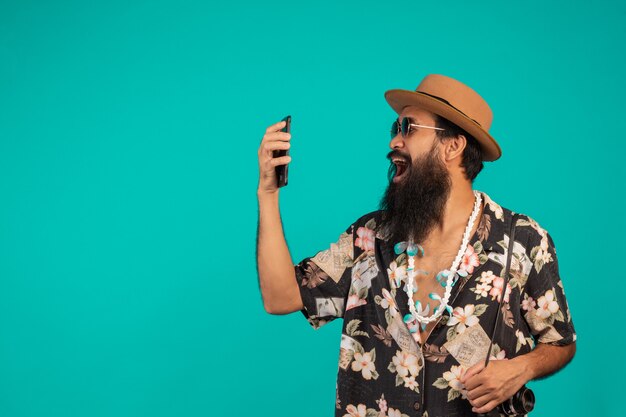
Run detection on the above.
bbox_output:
[339,210,387,241]
[349,210,385,234]
[482,191,553,249]
[352,209,383,226]
[503,208,553,250]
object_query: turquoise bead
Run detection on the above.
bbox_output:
[394,242,406,255]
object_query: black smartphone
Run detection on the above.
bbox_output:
[274,115,291,188]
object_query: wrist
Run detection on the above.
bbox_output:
[257,189,280,210]
[257,188,279,199]
[511,354,535,383]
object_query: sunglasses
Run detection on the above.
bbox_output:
[390,117,445,139]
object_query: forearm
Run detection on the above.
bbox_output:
[512,342,576,382]
[256,190,301,314]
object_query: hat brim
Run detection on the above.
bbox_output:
[384,89,501,161]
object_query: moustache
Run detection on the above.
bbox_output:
[386,150,411,164]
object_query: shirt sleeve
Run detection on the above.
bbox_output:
[294,223,355,330]
[521,230,576,346]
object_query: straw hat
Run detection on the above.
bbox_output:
[384,74,501,161]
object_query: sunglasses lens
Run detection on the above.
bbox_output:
[391,120,398,138]
[401,117,410,137]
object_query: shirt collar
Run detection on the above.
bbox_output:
[477,190,508,254]
[375,190,509,255]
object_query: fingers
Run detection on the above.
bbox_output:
[466,385,490,402]
[469,393,492,409]
[262,120,291,142]
[259,142,291,168]
[257,120,292,193]
[261,131,291,145]
[269,155,291,166]
[472,399,500,414]
[265,120,286,133]
[260,140,291,154]
[258,120,291,164]
[466,382,497,413]
[460,362,485,385]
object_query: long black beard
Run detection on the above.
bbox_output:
[377,143,452,245]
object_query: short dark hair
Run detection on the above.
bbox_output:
[434,115,484,182]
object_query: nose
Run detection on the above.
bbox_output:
[389,132,404,150]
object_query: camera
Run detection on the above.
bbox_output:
[477,386,535,416]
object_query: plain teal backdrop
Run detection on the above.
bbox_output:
[1,0,624,416]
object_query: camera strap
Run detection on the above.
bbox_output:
[482,213,520,368]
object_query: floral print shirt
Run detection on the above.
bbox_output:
[293,191,576,417]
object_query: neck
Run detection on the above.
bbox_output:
[426,181,480,244]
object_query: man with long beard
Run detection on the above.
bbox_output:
[256,74,576,416]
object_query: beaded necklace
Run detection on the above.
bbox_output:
[394,190,482,328]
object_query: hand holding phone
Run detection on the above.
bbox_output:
[274,115,291,188]
[257,116,291,194]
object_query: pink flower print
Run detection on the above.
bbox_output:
[346,294,367,311]
[447,305,480,334]
[387,261,407,289]
[473,282,492,298]
[489,276,512,303]
[343,403,367,417]
[536,290,560,319]
[376,394,388,413]
[402,375,419,390]
[443,365,468,398]
[521,296,536,311]
[391,350,421,377]
[381,288,399,317]
[479,270,496,285]
[351,351,376,380]
[459,245,480,275]
[489,349,507,361]
[355,226,375,252]
[387,408,403,417]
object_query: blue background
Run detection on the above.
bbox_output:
[0,0,623,416]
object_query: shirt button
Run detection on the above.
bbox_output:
[413,401,421,411]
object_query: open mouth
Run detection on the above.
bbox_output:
[392,158,409,183]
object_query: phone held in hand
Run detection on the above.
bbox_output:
[274,115,291,188]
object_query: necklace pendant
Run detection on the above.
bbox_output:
[394,241,408,255]
[403,314,419,334]
[406,242,425,257]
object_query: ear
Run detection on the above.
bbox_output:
[443,135,466,163]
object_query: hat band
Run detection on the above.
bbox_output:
[418,91,482,127]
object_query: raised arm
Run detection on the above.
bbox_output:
[256,119,302,315]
